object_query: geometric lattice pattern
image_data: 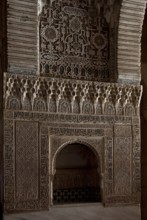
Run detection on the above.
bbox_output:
[53,187,101,204]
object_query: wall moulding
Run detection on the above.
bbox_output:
[4,110,137,125]
[4,73,142,116]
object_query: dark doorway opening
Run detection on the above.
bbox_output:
[53,143,101,205]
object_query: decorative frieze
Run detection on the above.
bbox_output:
[49,127,104,136]
[4,73,142,116]
[5,111,133,124]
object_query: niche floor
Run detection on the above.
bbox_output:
[4,204,140,220]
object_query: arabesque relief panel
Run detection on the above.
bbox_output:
[39,0,119,81]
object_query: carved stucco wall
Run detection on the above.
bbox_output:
[3,0,145,214]
[7,0,121,82]
[39,0,120,82]
[4,73,142,212]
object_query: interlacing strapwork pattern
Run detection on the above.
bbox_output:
[4,74,142,115]
[39,0,117,81]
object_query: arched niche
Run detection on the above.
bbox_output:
[52,142,101,204]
